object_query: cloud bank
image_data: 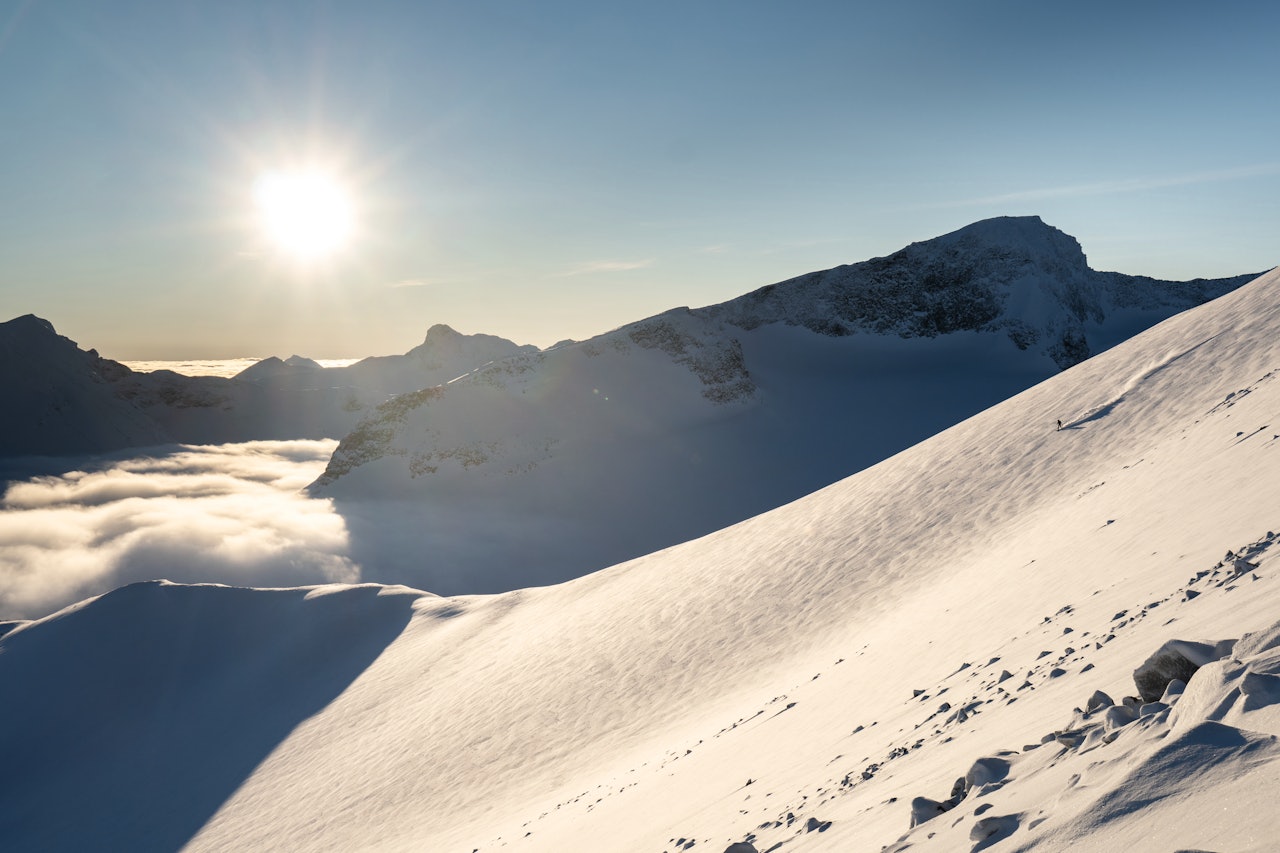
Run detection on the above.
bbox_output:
[0,440,360,621]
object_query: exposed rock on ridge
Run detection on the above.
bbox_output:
[705,216,1257,369]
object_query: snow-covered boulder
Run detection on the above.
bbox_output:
[1134,638,1237,702]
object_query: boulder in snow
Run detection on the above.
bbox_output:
[1133,638,1236,702]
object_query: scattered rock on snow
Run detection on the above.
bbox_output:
[804,816,832,833]
[1085,690,1114,712]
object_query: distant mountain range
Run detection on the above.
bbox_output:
[1,215,1264,587]
[4,239,1279,853]
[0,318,532,456]
[305,216,1263,590]
[2,217,1253,462]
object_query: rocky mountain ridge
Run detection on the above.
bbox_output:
[306,217,1266,591]
[704,216,1255,368]
[0,319,532,456]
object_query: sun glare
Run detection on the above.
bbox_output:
[253,170,354,263]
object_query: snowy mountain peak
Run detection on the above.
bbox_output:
[399,324,539,370]
[706,217,1255,369]
[422,323,462,342]
[928,215,1088,269]
[308,221,1261,588]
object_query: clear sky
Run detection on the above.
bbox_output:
[1,0,1276,359]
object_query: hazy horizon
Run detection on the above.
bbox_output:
[2,1,1277,359]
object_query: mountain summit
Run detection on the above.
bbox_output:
[310,218,1262,593]
[708,215,1247,368]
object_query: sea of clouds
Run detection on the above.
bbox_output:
[0,440,360,621]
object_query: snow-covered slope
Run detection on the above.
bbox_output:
[311,217,1260,592]
[0,321,533,455]
[4,265,1280,852]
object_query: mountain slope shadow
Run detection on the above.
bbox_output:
[0,580,418,853]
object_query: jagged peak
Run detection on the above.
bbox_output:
[411,323,534,356]
[422,323,462,343]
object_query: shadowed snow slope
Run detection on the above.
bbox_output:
[310,217,1260,593]
[0,582,420,852]
[4,269,1280,852]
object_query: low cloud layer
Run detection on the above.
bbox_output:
[0,441,360,621]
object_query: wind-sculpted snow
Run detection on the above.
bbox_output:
[4,267,1280,851]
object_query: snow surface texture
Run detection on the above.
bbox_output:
[310,216,1259,591]
[2,266,1280,851]
[0,319,533,455]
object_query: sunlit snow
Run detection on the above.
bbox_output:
[2,266,1278,852]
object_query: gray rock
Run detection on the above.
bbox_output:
[1133,638,1236,702]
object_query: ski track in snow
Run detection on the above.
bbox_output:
[1065,332,1222,430]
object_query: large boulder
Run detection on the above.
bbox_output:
[1133,638,1236,702]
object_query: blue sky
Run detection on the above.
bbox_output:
[1,0,1276,358]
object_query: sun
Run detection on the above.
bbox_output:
[253,169,355,263]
